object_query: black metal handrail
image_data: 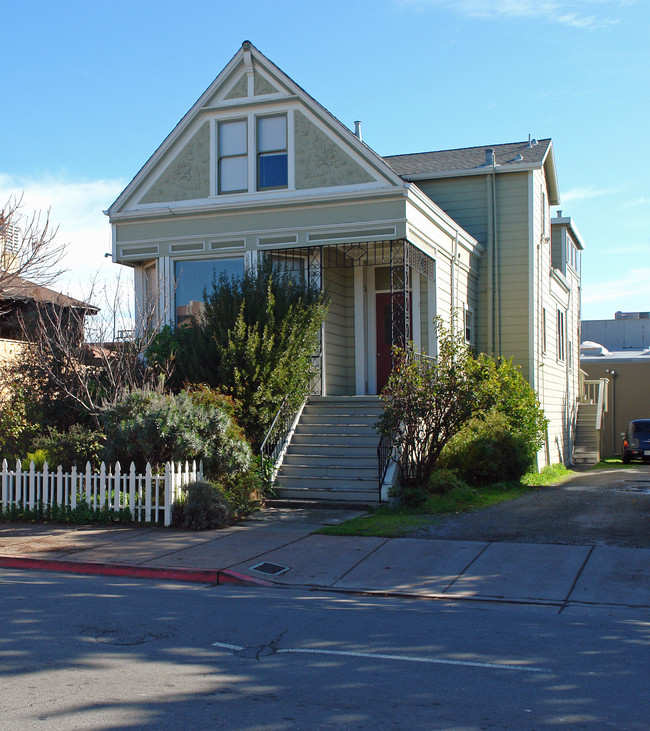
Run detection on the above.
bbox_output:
[377,430,395,489]
[260,395,307,484]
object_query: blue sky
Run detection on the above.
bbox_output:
[1,0,648,320]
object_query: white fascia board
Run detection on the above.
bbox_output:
[551,267,571,294]
[401,162,543,182]
[108,48,249,217]
[108,184,406,223]
[551,217,586,250]
[406,184,482,254]
[542,142,560,206]
[245,45,408,190]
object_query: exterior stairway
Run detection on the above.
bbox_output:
[274,396,384,506]
[572,403,600,465]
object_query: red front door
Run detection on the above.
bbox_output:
[376,293,393,392]
[376,292,411,392]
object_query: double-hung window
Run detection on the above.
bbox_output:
[257,114,287,190]
[218,119,248,194]
[557,309,565,362]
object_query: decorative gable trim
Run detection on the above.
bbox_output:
[108,41,405,217]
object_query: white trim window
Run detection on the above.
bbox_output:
[257,114,288,190]
[557,308,565,362]
[218,119,248,194]
[464,306,473,345]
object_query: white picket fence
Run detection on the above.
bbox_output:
[0,459,203,527]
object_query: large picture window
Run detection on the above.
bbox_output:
[257,115,287,190]
[174,258,244,326]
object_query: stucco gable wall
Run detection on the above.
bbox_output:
[139,123,210,204]
[294,112,374,189]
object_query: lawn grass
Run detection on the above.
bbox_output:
[592,457,637,469]
[318,463,575,538]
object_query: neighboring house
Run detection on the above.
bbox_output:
[106,41,583,500]
[581,313,650,458]
[0,275,98,363]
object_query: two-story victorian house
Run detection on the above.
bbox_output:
[106,42,582,503]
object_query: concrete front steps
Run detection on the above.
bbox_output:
[274,396,384,506]
[573,403,600,465]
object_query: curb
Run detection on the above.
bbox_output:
[0,555,273,587]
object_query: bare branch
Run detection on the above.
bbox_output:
[0,194,68,291]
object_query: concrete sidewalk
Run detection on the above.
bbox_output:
[1,507,649,610]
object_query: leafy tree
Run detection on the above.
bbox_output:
[378,320,476,486]
[148,258,328,448]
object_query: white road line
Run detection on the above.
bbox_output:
[211,642,548,673]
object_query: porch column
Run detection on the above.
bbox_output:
[354,266,366,395]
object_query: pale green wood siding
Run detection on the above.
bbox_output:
[323,266,355,395]
[139,123,210,204]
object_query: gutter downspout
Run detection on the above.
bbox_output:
[491,162,501,356]
[451,230,459,335]
[486,174,494,355]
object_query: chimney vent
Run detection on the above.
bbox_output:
[556,210,563,218]
[354,121,362,141]
[485,148,495,166]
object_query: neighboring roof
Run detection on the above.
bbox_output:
[0,275,98,312]
[581,349,650,362]
[580,340,610,356]
[384,139,552,176]
[383,138,560,205]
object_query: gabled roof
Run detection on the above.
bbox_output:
[107,41,405,216]
[384,138,560,205]
[0,275,98,312]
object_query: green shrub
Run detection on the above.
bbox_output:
[26,449,48,471]
[222,464,265,517]
[0,386,39,461]
[102,386,251,478]
[439,410,532,486]
[428,468,470,495]
[31,425,105,470]
[469,355,548,463]
[146,258,329,449]
[172,480,233,531]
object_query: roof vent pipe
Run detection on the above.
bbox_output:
[557,210,563,218]
[354,121,362,141]
[485,148,495,166]
[528,134,538,147]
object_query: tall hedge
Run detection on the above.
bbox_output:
[147,258,328,449]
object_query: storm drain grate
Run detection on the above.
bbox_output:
[249,561,290,576]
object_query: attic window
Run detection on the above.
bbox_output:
[218,119,248,194]
[257,114,287,190]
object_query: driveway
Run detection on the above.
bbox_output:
[414,464,650,547]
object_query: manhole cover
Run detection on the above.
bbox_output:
[249,561,290,576]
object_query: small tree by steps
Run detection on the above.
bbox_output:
[378,319,476,488]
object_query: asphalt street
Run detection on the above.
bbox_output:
[1,569,648,730]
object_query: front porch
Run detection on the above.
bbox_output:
[265,239,437,396]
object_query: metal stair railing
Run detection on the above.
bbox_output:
[260,395,308,485]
